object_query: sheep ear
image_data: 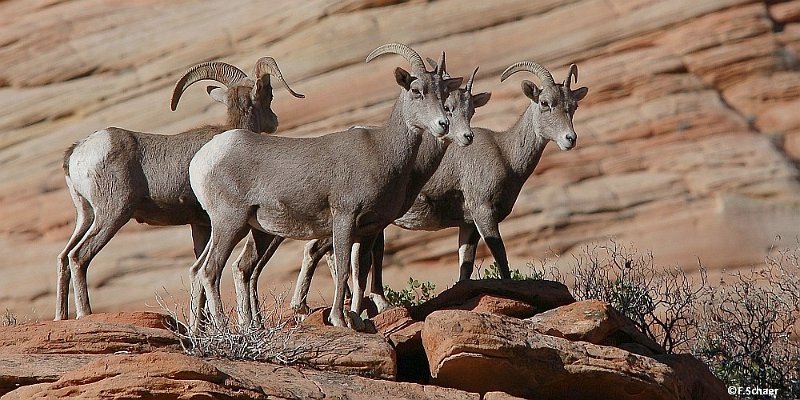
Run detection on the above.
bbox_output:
[572,86,588,102]
[521,80,540,102]
[472,92,491,108]
[394,67,415,90]
[207,86,229,105]
[444,77,463,92]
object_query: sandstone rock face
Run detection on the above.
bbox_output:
[423,310,696,399]
[291,325,397,380]
[3,352,268,400]
[0,318,182,355]
[0,297,728,399]
[0,0,798,323]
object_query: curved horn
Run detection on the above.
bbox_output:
[253,57,305,98]
[466,66,479,93]
[365,43,426,73]
[171,61,247,111]
[564,63,578,90]
[500,61,555,86]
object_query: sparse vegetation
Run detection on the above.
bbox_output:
[393,239,799,399]
[693,247,800,398]
[2,309,17,326]
[384,277,436,307]
[156,289,308,365]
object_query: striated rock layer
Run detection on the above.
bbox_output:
[0,0,798,323]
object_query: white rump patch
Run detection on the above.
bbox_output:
[68,129,113,200]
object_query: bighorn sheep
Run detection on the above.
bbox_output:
[290,60,491,314]
[56,57,304,320]
[293,61,588,313]
[187,43,465,329]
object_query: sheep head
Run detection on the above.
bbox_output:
[170,57,304,134]
[424,60,491,147]
[501,62,588,151]
[366,43,463,139]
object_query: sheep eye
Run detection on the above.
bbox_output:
[541,100,549,108]
[443,105,451,112]
[411,88,421,96]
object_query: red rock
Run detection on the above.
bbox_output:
[527,299,664,355]
[0,319,181,355]
[409,279,574,321]
[459,294,537,318]
[422,310,700,399]
[655,354,731,400]
[289,325,398,380]
[2,352,266,400]
[80,311,175,330]
[0,354,99,396]
[372,306,414,336]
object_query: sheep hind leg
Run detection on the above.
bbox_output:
[67,206,132,318]
[55,183,94,320]
[243,231,282,326]
[329,216,355,328]
[472,212,511,280]
[189,224,211,326]
[198,220,250,329]
[368,231,392,313]
[291,238,331,314]
[349,234,377,320]
[457,223,481,281]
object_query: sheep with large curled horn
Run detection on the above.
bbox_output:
[55,57,304,321]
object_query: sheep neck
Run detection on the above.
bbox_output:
[377,94,426,173]
[503,105,548,179]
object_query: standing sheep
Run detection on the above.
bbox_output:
[294,61,588,312]
[187,43,465,329]
[56,57,304,320]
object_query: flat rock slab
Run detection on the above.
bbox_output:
[409,279,574,321]
[0,354,100,396]
[2,352,480,400]
[290,325,397,380]
[0,319,182,355]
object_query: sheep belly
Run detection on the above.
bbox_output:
[249,202,332,240]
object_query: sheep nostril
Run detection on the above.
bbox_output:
[439,119,449,129]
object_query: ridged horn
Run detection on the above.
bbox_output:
[500,61,555,86]
[466,66,479,93]
[365,43,426,73]
[564,63,578,90]
[252,57,305,98]
[171,61,247,111]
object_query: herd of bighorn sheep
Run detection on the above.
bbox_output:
[57,43,588,331]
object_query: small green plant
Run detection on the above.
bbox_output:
[384,277,436,307]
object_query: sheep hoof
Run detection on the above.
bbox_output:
[369,294,393,314]
[346,311,366,332]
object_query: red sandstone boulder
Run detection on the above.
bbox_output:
[422,310,718,399]
[409,279,575,320]
[527,299,664,356]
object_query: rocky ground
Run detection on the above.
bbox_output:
[1,0,799,323]
[0,280,731,399]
